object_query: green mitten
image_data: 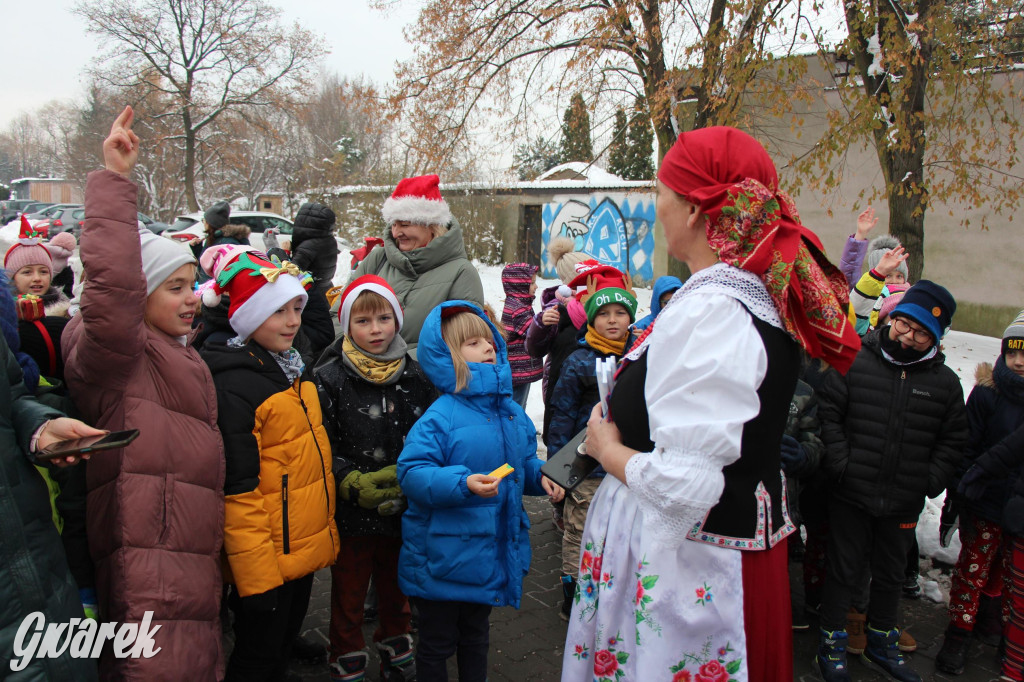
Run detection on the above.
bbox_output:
[346,465,403,510]
[365,464,398,487]
[338,470,363,504]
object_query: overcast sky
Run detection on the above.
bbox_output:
[1,0,419,128]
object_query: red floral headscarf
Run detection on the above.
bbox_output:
[658,126,860,373]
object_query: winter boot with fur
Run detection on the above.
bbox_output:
[862,625,922,682]
[377,634,416,681]
[816,628,852,682]
[935,625,971,675]
[329,651,369,682]
[560,574,577,622]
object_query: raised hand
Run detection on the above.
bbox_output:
[875,245,909,278]
[103,106,140,177]
[856,206,878,240]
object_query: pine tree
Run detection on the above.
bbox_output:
[607,108,629,178]
[622,98,655,180]
[560,93,593,163]
[513,136,562,180]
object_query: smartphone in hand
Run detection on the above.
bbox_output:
[37,429,140,460]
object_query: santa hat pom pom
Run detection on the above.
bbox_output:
[198,280,222,307]
[556,285,573,299]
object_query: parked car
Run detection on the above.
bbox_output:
[0,199,41,224]
[138,212,171,234]
[23,203,82,227]
[37,205,84,235]
[68,210,170,239]
[167,211,295,238]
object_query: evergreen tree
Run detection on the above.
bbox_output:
[622,98,655,180]
[513,136,562,180]
[606,108,630,178]
[560,93,593,163]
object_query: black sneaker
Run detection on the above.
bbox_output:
[902,575,921,599]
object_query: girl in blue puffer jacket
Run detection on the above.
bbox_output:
[397,300,563,682]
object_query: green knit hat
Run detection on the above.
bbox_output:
[585,287,638,324]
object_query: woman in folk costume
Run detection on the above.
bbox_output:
[560,126,861,682]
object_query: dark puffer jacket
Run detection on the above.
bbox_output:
[547,334,631,457]
[0,335,98,682]
[291,202,339,288]
[819,327,968,517]
[312,337,437,537]
[956,358,1024,524]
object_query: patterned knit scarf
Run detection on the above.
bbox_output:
[585,325,627,357]
[658,126,861,374]
[342,335,405,385]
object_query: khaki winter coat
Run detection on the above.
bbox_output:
[351,220,484,358]
[63,170,226,681]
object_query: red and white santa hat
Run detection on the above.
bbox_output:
[4,215,52,277]
[337,274,404,333]
[381,174,452,227]
[199,244,313,341]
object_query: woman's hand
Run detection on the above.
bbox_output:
[103,106,140,177]
[467,473,499,498]
[541,475,564,503]
[585,403,622,466]
[37,418,108,467]
[584,403,637,484]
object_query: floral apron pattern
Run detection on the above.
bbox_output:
[561,476,749,681]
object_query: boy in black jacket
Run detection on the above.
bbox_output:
[313,274,436,682]
[815,281,968,682]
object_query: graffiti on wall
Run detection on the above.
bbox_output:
[540,194,656,285]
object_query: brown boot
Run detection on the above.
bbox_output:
[847,607,867,654]
[898,627,917,652]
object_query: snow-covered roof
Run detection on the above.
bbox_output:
[327,165,654,197]
[10,177,70,184]
[535,162,625,184]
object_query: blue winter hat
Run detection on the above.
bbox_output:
[889,280,956,342]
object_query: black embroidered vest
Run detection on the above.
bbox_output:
[609,309,799,549]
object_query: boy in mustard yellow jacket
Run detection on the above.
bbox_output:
[199,244,338,682]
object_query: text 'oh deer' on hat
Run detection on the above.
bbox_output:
[4,216,52,277]
[199,245,313,341]
[381,174,452,227]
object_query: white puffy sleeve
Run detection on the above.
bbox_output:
[624,292,767,548]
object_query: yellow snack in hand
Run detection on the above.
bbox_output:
[488,463,514,480]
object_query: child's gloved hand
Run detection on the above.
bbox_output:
[340,465,403,509]
[939,495,959,548]
[779,435,807,474]
[958,464,992,502]
[240,586,279,613]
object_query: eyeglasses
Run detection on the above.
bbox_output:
[892,317,933,344]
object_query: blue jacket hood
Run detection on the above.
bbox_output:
[417,300,514,398]
[634,275,683,331]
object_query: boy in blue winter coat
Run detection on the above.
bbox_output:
[548,282,637,620]
[397,300,563,682]
[632,274,681,331]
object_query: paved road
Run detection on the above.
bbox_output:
[279,496,1004,681]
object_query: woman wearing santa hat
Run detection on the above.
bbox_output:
[351,175,484,359]
[560,126,861,681]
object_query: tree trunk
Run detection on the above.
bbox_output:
[183,109,199,212]
[885,161,927,283]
